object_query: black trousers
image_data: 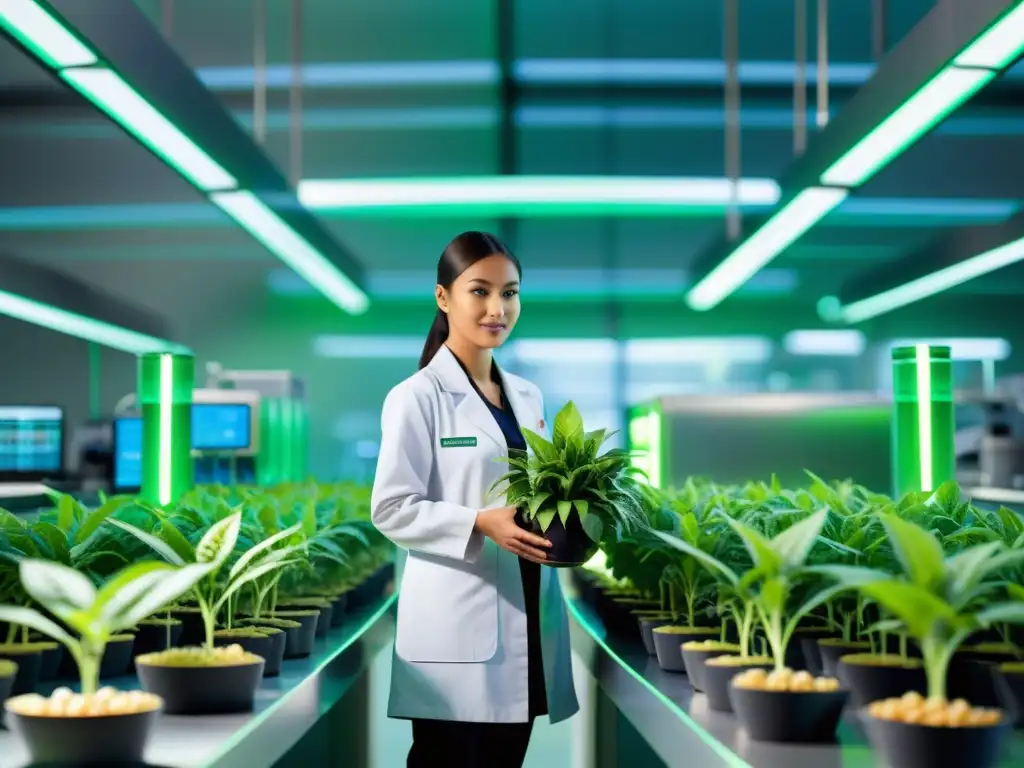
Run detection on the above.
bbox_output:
[408,718,534,768]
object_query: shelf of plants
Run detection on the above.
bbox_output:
[565,471,1024,768]
[0,482,395,767]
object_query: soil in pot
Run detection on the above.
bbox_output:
[0,644,45,695]
[131,618,184,663]
[838,654,925,710]
[237,616,302,665]
[681,641,739,692]
[703,656,774,712]
[214,628,276,674]
[5,686,162,764]
[863,692,1008,768]
[638,614,675,656]
[997,661,1024,727]
[730,667,847,742]
[268,610,319,658]
[99,634,136,679]
[817,639,870,677]
[135,645,265,715]
[226,627,285,677]
[652,626,718,673]
[515,507,597,567]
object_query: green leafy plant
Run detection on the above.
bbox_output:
[816,513,1024,699]
[491,401,648,543]
[0,558,212,695]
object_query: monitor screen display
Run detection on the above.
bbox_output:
[192,404,251,451]
[0,406,63,476]
[113,416,143,490]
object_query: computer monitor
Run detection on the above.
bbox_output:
[112,416,143,492]
[0,405,64,482]
[192,403,252,452]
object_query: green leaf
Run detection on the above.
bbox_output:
[975,602,1024,627]
[860,580,957,640]
[106,519,187,565]
[113,562,216,630]
[229,523,303,580]
[945,541,1005,600]
[556,500,572,526]
[726,518,782,574]
[804,564,890,587]
[75,496,134,546]
[215,558,298,611]
[581,514,604,543]
[879,513,946,589]
[0,605,76,648]
[573,499,589,519]
[771,509,827,568]
[651,530,739,586]
[553,401,584,446]
[521,428,557,463]
[19,559,96,618]
[536,508,556,533]
[196,511,242,567]
[528,492,551,518]
[55,494,77,533]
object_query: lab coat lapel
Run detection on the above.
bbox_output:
[497,369,536,443]
[427,346,506,451]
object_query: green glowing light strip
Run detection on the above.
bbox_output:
[204,592,397,766]
[915,344,934,492]
[0,287,187,354]
[563,595,751,768]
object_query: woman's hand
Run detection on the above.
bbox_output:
[474,506,551,563]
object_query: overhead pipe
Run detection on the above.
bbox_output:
[253,0,267,144]
[816,0,830,128]
[794,0,808,156]
[289,0,304,186]
[872,0,887,61]
[724,0,741,241]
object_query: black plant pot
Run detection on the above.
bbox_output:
[862,711,1010,768]
[838,657,926,710]
[171,608,207,647]
[100,637,136,679]
[314,605,334,637]
[704,658,773,713]
[638,615,673,656]
[652,627,717,673]
[818,640,870,677]
[136,658,265,715]
[681,644,740,693]
[36,643,62,682]
[213,633,273,668]
[329,593,348,628]
[731,687,849,743]
[273,612,319,659]
[792,628,833,675]
[515,508,598,567]
[948,654,1013,708]
[6,706,160,764]
[0,648,42,696]
[998,667,1024,727]
[257,630,286,677]
[0,669,15,718]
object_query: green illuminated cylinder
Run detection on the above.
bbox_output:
[891,345,955,497]
[138,352,194,506]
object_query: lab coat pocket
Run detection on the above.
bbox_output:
[394,549,499,663]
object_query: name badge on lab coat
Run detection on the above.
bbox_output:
[440,436,478,448]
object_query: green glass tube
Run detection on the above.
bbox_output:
[891,345,955,497]
[138,352,194,507]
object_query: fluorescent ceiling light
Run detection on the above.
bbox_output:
[0,0,97,68]
[298,176,781,216]
[212,191,369,315]
[686,187,848,311]
[0,288,187,355]
[820,67,995,187]
[832,234,1024,323]
[784,329,866,356]
[60,67,236,193]
[955,4,1024,69]
[885,338,1010,362]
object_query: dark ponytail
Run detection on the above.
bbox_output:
[418,231,521,369]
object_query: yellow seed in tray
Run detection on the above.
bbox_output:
[901,691,924,706]
[922,696,947,713]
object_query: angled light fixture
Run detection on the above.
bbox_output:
[298,176,781,217]
[0,287,187,355]
[685,1,1024,312]
[0,0,369,315]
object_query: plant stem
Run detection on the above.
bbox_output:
[5,622,16,643]
[920,636,951,700]
[842,613,853,643]
[684,583,695,627]
[899,633,907,662]
[72,642,100,696]
[199,597,216,650]
[739,602,754,658]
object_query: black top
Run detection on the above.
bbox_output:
[448,350,548,718]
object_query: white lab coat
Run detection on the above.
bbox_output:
[370,345,579,724]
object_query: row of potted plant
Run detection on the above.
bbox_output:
[577,474,1024,768]
[0,481,393,765]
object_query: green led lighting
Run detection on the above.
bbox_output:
[0,288,188,355]
[212,190,370,315]
[61,67,237,193]
[830,234,1024,323]
[0,0,96,68]
[686,187,847,311]
[955,3,1024,69]
[820,67,995,188]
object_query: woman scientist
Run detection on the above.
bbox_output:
[370,231,579,767]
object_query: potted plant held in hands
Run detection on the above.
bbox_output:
[0,558,213,764]
[492,401,649,567]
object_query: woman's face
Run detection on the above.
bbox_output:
[438,254,521,351]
